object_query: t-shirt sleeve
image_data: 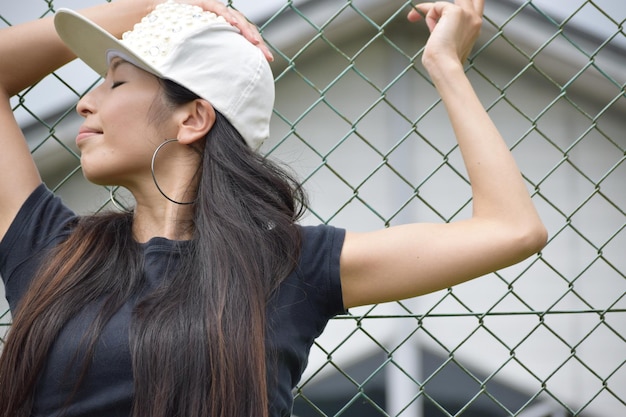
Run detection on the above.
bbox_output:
[266,224,347,416]
[0,184,76,310]
[298,224,347,320]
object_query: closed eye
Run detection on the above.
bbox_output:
[111,81,126,89]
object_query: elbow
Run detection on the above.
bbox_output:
[516,219,548,258]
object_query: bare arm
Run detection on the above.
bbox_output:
[0,0,160,241]
[339,0,547,308]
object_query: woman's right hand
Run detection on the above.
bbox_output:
[167,0,274,61]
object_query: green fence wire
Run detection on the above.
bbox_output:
[1,1,625,416]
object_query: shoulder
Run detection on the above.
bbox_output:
[269,224,347,318]
[0,184,76,301]
[297,224,346,291]
[299,224,346,261]
[3,183,76,245]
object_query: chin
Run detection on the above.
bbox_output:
[81,166,115,187]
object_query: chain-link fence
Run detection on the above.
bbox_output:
[1,0,625,416]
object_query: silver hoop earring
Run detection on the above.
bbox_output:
[109,186,132,213]
[151,139,196,205]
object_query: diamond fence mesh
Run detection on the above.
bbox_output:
[1,0,625,416]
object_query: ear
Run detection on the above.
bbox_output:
[176,99,216,145]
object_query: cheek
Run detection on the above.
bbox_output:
[109,104,165,144]
[79,136,152,185]
[103,115,155,153]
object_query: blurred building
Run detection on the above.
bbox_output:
[2,1,625,416]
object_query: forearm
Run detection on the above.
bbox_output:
[428,57,543,228]
[0,0,153,97]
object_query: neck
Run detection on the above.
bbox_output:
[124,155,200,242]
[131,196,196,243]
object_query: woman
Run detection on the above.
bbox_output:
[0,1,547,416]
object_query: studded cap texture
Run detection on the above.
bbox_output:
[54,1,275,149]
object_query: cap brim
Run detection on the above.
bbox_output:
[54,8,162,78]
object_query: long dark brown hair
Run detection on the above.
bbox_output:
[0,79,307,417]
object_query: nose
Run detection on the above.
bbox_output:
[76,87,98,118]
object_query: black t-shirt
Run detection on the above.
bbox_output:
[0,184,346,417]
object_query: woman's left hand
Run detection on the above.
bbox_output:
[408,0,484,68]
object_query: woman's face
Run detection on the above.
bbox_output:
[75,58,177,187]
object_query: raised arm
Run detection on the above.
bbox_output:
[0,0,270,240]
[0,0,160,241]
[339,0,547,309]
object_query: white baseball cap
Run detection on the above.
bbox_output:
[54,0,275,150]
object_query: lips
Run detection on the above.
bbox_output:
[76,126,102,144]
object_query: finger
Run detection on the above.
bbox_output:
[472,0,485,15]
[407,3,427,22]
[228,9,275,62]
[454,0,483,14]
[228,9,260,44]
[423,2,448,33]
[191,0,230,20]
[407,3,441,32]
[202,4,275,62]
[186,1,274,61]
